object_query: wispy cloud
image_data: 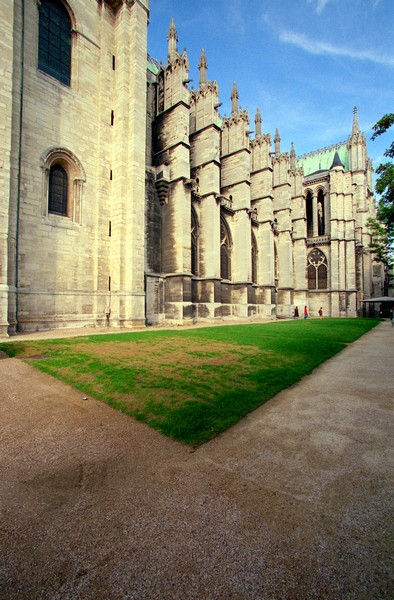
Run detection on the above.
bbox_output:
[227,0,247,36]
[306,0,331,15]
[279,30,394,67]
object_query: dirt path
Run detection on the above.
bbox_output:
[0,322,393,599]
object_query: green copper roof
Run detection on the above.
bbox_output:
[147,54,160,75]
[147,60,159,75]
[297,142,349,176]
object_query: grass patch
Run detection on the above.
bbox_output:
[0,319,380,446]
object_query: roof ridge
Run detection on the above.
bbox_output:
[297,140,347,161]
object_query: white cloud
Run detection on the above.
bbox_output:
[306,0,331,15]
[279,30,394,68]
[224,0,247,36]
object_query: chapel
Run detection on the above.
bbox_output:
[0,0,384,334]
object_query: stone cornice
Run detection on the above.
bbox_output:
[221,109,249,128]
[221,178,251,190]
[221,147,251,160]
[250,134,271,147]
[190,81,219,102]
[155,99,190,119]
[189,123,222,139]
[99,0,149,13]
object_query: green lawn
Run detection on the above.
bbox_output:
[0,318,380,446]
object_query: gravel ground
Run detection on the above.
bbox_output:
[0,321,393,599]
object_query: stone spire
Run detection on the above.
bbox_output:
[198,48,208,85]
[255,108,262,136]
[352,105,360,135]
[231,82,239,115]
[290,142,296,169]
[274,128,281,155]
[167,18,178,63]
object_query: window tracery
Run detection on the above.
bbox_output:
[307,248,328,289]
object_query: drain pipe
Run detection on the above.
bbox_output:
[15,0,25,332]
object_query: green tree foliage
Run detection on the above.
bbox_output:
[371,113,394,232]
[369,113,394,271]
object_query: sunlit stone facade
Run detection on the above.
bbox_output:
[0,1,383,334]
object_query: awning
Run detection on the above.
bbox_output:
[361,297,394,303]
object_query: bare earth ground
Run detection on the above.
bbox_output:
[0,321,393,599]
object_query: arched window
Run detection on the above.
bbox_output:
[306,190,313,238]
[49,165,68,215]
[317,189,325,235]
[41,147,86,222]
[220,217,232,280]
[251,232,257,284]
[191,208,199,276]
[38,0,72,86]
[307,249,328,290]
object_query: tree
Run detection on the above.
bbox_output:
[368,113,394,289]
[371,113,394,236]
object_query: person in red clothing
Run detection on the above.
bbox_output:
[304,306,308,319]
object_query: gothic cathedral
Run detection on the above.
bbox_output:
[0,0,384,335]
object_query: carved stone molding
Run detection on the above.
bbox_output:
[155,164,170,205]
[221,109,249,128]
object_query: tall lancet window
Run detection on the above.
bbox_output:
[49,165,68,215]
[191,208,199,276]
[306,190,313,238]
[38,0,72,86]
[251,232,258,284]
[317,189,325,235]
[220,217,232,280]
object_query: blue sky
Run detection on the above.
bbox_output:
[147,0,394,177]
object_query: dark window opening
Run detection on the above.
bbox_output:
[112,55,116,70]
[48,165,68,215]
[220,217,231,280]
[251,233,257,284]
[306,190,313,237]
[111,110,114,125]
[317,264,327,289]
[307,264,316,289]
[38,0,71,86]
[317,189,325,235]
[191,209,199,276]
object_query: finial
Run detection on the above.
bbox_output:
[274,128,281,155]
[167,18,178,63]
[352,105,360,134]
[198,48,208,85]
[231,82,239,115]
[290,142,296,169]
[255,108,262,136]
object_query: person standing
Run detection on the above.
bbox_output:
[304,306,308,319]
[318,307,323,319]
[294,306,299,318]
